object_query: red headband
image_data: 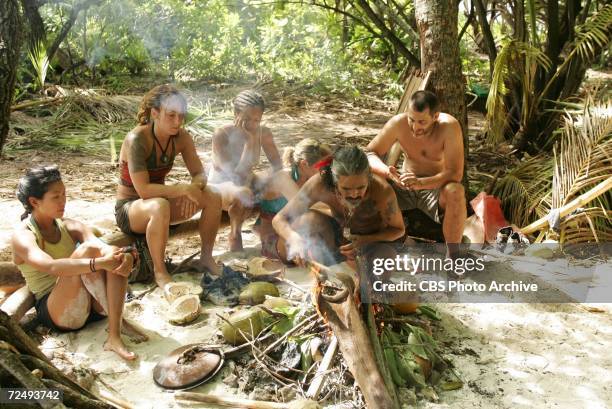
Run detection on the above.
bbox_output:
[313,156,333,170]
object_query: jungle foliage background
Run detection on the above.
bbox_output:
[1,0,610,242]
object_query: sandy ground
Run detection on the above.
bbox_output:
[1,104,611,409]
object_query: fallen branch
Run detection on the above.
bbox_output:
[306,336,338,399]
[0,349,65,409]
[521,177,612,235]
[0,286,35,322]
[97,389,135,409]
[175,392,287,408]
[0,311,49,362]
[10,96,64,111]
[19,355,97,400]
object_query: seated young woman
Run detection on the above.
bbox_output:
[11,166,147,361]
[209,90,282,252]
[253,138,332,261]
[115,84,223,290]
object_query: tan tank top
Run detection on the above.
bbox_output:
[16,218,76,300]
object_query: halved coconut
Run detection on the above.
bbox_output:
[168,294,201,325]
[164,281,203,303]
[246,257,284,279]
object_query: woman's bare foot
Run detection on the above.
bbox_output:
[121,319,148,343]
[104,336,137,361]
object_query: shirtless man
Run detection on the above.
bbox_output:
[366,91,466,255]
[210,90,282,251]
[272,146,405,269]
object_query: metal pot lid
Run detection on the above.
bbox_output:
[153,344,224,390]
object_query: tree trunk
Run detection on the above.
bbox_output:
[414,0,468,186]
[46,0,103,64]
[20,0,47,47]
[473,0,497,78]
[0,0,23,156]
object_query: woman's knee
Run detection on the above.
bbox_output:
[201,187,222,208]
[48,285,91,329]
[229,188,254,213]
[72,242,102,259]
[146,198,171,220]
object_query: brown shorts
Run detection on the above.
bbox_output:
[115,199,137,235]
[392,183,442,223]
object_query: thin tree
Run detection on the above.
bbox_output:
[414,0,468,185]
[0,0,23,156]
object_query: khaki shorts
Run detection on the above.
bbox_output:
[392,183,442,223]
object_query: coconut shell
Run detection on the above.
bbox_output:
[168,294,201,325]
[221,308,266,345]
[238,282,279,305]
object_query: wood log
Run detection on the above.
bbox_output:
[19,355,98,400]
[0,285,35,321]
[0,261,25,287]
[0,310,49,362]
[315,282,399,409]
[175,392,288,408]
[0,349,66,409]
[41,379,113,409]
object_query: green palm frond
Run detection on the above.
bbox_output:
[485,39,551,145]
[574,4,612,61]
[492,154,553,227]
[538,4,612,103]
[28,40,52,92]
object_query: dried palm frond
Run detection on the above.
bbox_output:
[551,97,612,243]
[6,91,138,158]
[493,96,611,243]
[560,208,612,244]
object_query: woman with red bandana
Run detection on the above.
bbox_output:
[253,138,332,260]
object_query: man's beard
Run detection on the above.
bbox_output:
[342,197,362,210]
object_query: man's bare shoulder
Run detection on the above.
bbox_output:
[213,124,233,139]
[370,174,393,197]
[387,113,409,129]
[303,173,332,200]
[437,113,460,130]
